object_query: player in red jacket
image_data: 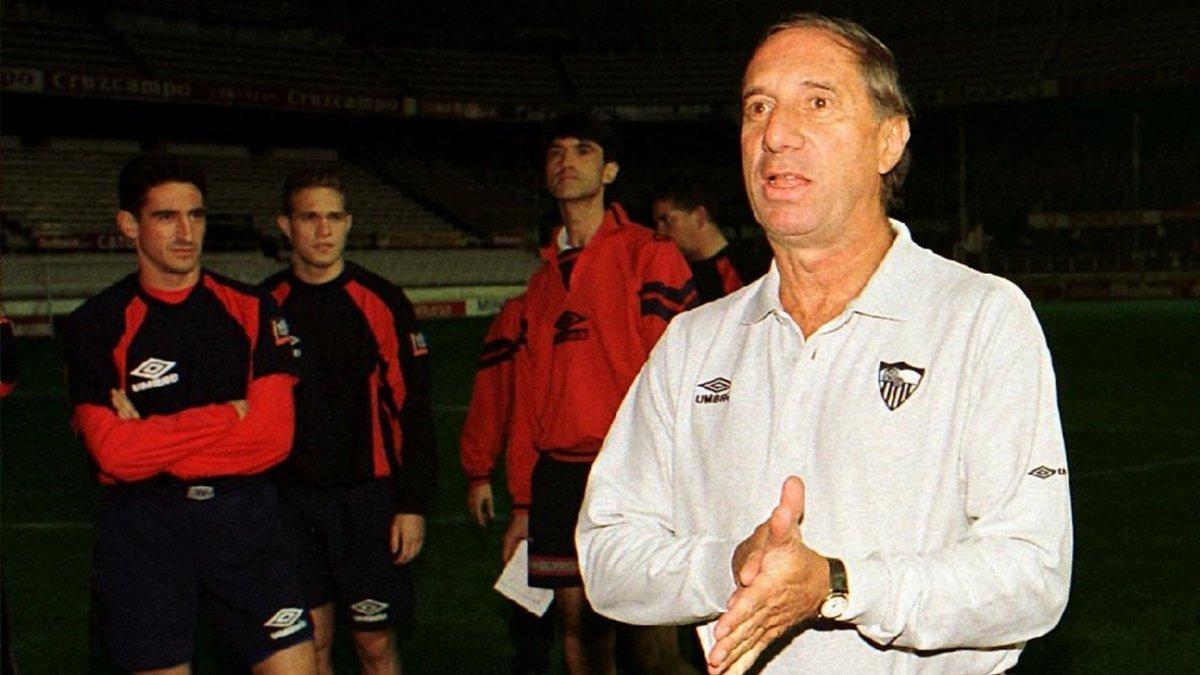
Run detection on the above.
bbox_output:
[460,294,524,526]
[502,113,699,674]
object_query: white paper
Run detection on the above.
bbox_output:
[493,540,554,616]
[696,619,717,656]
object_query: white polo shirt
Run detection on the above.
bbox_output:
[577,221,1072,674]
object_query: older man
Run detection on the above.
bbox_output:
[577,14,1072,675]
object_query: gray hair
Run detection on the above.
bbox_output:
[756,13,913,209]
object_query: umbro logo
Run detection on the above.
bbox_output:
[263,607,309,640]
[129,358,180,392]
[553,311,589,344]
[695,377,731,404]
[1028,465,1068,479]
[878,361,924,410]
[350,598,390,623]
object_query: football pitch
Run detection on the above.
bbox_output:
[2,300,1197,673]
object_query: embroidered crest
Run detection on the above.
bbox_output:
[272,317,300,346]
[878,361,924,410]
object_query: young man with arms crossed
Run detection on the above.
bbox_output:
[263,168,437,675]
[503,113,699,674]
[61,154,316,674]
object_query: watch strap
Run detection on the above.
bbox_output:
[827,557,848,595]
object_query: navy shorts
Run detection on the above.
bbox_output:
[92,475,311,671]
[528,455,593,588]
[277,479,415,631]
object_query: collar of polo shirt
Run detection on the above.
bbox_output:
[739,219,924,326]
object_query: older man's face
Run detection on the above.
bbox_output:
[740,27,906,246]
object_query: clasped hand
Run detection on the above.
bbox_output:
[706,476,829,675]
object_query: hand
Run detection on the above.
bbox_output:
[707,476,828,675]
[230,399,249,420]
[467,482,495,527]
[390,513,426,564]
[110,389,140,420]
[501,510,529,563]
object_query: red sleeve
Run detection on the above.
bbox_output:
[167,373,297,479]
[459,298,522,485]
[73,401,241,482]
[506,304,537,511]
[636,240,699,353]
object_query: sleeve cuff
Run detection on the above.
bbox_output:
[841,555,890,628]
[695,537,742,615]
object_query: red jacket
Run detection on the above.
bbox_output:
[508,204,697,508]
[459,295,524,487]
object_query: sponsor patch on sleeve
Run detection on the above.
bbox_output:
[410,331,429,356]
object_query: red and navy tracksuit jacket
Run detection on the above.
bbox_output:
[689,241,772,304]
[61,271,299,484]
[263,261,437,514]
[508,203,698,509]
[459,294,523,488]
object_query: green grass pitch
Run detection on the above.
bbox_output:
[2,300,1197,673]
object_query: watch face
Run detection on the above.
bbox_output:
[820,594,849,619]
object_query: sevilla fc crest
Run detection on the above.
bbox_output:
[878,361,924,410]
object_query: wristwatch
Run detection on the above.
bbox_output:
[817,557,849,620]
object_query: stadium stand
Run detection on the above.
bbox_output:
[1056,8,1200,85]
[371,47,564,104]
[359,149,546,241]
[1,5,142,76]
[111,14,395,93]
[562,52,745,106]
[890,23,1059,97]
[0,138,458,251]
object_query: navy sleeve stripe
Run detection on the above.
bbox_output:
[640,298,681,322]
[478,339,518,370]
[638,279,699,305]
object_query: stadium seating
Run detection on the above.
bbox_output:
[1,6,142,76]
[562,52,744,106]
[1056,8,1200,83]
[0,138,456,250]
[111,14,393,93]
[371,47,564,104]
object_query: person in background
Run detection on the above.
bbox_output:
[503,112,698,674]
[263,168,437,675]
[651,177,770,304]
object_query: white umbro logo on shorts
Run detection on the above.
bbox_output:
[350,599,389,623]
[129,357,180,392]
[264,607,309,639]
